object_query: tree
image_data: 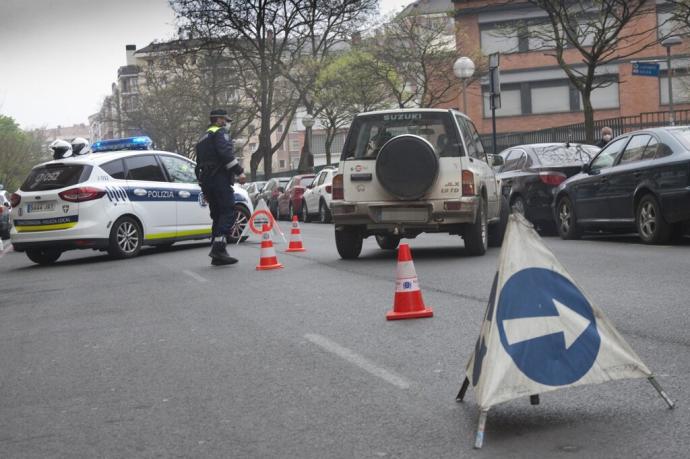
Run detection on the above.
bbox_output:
[314,50,394,164]
[364,9,462,108]
[0,116,48,192]
[523,0,660,142]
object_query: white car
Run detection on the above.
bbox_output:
[9,136,253,265]
[301,166,337,223]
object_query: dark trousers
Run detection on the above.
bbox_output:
[201,172,235,238]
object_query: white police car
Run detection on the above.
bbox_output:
[9,136,253,265]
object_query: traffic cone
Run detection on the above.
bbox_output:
[256,224,284,270]
[386,243,433,320]
[286,215,306,252]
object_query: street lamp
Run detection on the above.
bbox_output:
[453,56,475,114]
[661,36,682,126]
[300,115,315,172]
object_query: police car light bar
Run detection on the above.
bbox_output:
[92,136,153,153]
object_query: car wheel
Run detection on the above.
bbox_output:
[25,248,62,265]
[228,204,251,243]
[107,216,142,259]
[636,194,671,244]
[464,198,488,256]
[511,196,526,215]
[301,201,311,223]
[335,226,363,259]
[319,200,332,223]
[375,234,400,250]
[556,196,581,240]
[488,195,509,247]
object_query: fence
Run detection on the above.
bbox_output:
[480,109,690,152]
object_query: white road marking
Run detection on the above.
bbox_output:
[304,333,411,389]
[182,269,208,283]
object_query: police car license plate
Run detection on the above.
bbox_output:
[27,201,56,213]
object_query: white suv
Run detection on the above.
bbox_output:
[9,137,253,265]
[331,109,507,258]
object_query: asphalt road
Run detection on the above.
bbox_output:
[0,225,688,458]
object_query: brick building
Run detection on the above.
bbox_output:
[452,0,690,137]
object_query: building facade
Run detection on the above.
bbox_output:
[452,0,690,136]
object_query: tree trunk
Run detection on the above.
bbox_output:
[582,91,595,144]
[324,125,335,166]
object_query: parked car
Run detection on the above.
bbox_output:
[331,108,508,259]
[301,167,337,223]
[554,126,690,244]
[276,174,316,220]
[0,190,11,239]
[245,181,267,207]
[497,143,599,231]
[257,177,290,217]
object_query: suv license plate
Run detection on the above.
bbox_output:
[381,208,428,222]
[27,201,56,213]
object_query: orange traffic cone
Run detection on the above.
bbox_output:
[286,215,306,252]
[386,243,433,320]
[256,224,284,270]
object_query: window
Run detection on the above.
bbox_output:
[532,85,570,113]
[657,9,688,39]
[659,74,690,105]
[501,150,525,172]
[480,25,519,54]
[21,165,91,192]
[590,137,627,172]
[101,159,125,179]
[125,155,167,182]
[527,22,556,50]
[279,159,286,168]
[483,88,522,117]
[642,138,659,160]
[619,135,653,164]
[588,82,619,110]
[457,116,487,161]
[159,155,197,183]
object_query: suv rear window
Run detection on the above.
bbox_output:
[341,112,461,160]
[21,164,92,191]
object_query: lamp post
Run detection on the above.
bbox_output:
[661,36,682,126]
[300,115,315,173]
[453,56,475,114]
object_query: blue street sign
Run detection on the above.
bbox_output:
[632,62,660,77]
[496,268,601,386]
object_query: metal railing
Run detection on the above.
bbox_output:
[480,109,690,152]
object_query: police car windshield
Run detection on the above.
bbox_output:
[341,112,459,160]
[21,164,92,191]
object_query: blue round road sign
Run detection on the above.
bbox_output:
[496,268,600,386]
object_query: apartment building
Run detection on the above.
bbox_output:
[452,0,690,135]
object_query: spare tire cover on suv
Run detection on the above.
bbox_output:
[375,134,439,200]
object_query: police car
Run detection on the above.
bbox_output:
[9,136,253,265]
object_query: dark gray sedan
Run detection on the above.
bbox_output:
[553,127,690,243]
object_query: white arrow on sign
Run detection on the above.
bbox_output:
[502,300,590,349]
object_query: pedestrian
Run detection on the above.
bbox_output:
[195,109,245,265]
[596,126,613,148]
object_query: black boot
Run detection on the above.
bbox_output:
[209,236,238,265]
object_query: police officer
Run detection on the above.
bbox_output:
[195,109,245,265]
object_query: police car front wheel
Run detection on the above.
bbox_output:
[108,216,143,259]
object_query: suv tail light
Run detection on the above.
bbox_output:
[59,186,106,202]
[10,193,21,207]
[539,171,567,186]
[332,174,344,200]
[461,170,475,195]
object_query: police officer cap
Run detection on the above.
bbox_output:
[209,109,232,121]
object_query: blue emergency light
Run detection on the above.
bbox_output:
[92,136,153,153]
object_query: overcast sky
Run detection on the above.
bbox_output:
[0,0,408,131]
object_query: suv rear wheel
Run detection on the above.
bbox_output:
[335,226,363,259]
[375,234,401,250]
[108,216,142,259]
[26,248,62,265]
[488,195,509,247]
[464,198,488,256]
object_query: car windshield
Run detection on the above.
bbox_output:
[341,112,460,160]
[299,177,314,187]
[21,164,92,191]
[669,127,690,149]
[533,144,598,166]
